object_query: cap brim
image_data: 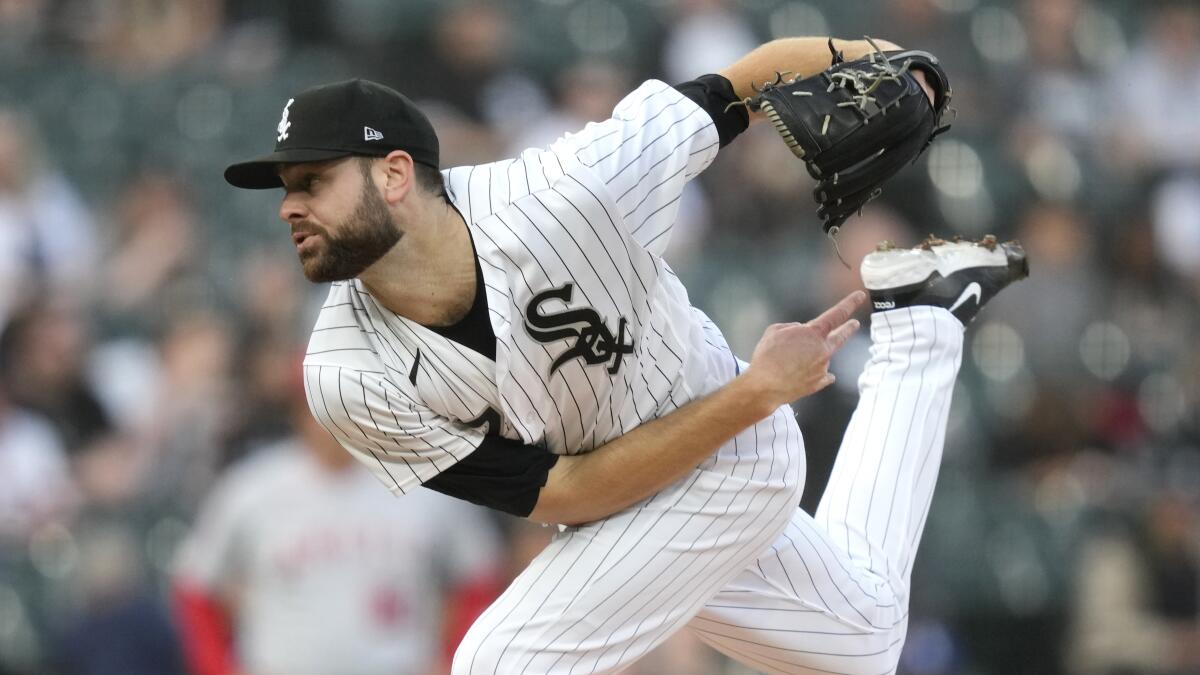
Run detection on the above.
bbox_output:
[224,148,353,189]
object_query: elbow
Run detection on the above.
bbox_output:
[526,485,595,528]
[525,457,606,527]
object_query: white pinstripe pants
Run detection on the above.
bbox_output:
[453,307,963,675]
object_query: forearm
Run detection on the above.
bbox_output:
[719,37,901,117]
[528,374,776,526]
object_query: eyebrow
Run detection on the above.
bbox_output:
[279,169,318,190]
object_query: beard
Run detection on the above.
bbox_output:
[298,182,402,283]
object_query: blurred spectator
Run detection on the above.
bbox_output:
[998,0,1106,206]
[101,172,208,337]
[1149,175,1200,291]
[223,251,310,464]
[53,524,187,675]
[511,59,630,154]
[0,109,99,327]
[0,295,114,457]
[659,0,758,84]
[139,310,237,510]
[171,384,503,675]
[0,0,49,60]
[222,338,301,467]
[987,202,1100,382]
[1105,0,1200,173]
[384,0,546,164]
[996,385,1091,471]
[0,386,74,543]
[700,122,810,243]
[1018,0,1100,142]
[55,0,224,77]
[235,248,309,343]
[1069,493,1200,674]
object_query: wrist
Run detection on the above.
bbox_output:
[727,371,782,421]
[839,38,901,61]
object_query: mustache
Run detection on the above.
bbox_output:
[291,221,329,238]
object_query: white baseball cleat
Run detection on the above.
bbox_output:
[861,235,1029,324]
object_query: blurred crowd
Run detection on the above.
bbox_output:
[0,0,1197,673]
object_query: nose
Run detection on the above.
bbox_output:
[279,191,307,224]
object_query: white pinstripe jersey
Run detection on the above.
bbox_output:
[304,80,738,496]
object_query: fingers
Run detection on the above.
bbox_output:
[912,70,936,106]
[826,318,861,353]
[817,372,836,391]
[807,290,867,336]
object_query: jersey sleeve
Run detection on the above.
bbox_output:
[557,79,720,256]
[303,364,485,495]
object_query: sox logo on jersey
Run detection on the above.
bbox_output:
[524,283,635,376]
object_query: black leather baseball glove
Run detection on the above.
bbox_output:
[747,40,952,234]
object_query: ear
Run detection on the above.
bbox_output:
[377,150,417,205]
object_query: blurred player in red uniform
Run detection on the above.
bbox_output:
[171,379,503,675]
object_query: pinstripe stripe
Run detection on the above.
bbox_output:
[612,127,703,204]
[605,106,707,189]
[565,411,798,670]
[693,626,907,674]
[578,96,691,169]
[333,367,407,488]
[875,307,938,580]
[904,312,962,578]
[693,624,906,657]
[590,480,772,669]
[468,530,580,674]
[860,309,919,580]
[835,313,896,560]
[690,614,869,636]
[598,426,801,670]
[514,472,717,673]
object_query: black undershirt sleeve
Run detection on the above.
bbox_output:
[673,73,749,148]
[423,435,560,517]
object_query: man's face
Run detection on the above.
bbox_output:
[278,158,402,283]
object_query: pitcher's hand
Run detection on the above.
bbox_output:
[740,290,865,409]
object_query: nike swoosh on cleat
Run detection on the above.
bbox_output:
[949,282,982,314]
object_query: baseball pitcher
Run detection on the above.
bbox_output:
[224,36,1026,674]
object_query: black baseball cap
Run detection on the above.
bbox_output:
[224,79,439,190]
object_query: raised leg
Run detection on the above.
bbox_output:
[690,237,1027,675]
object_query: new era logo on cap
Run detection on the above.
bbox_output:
[364,126,383,141]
